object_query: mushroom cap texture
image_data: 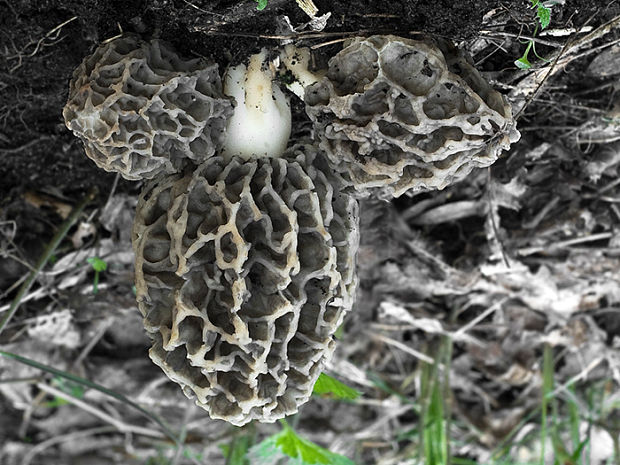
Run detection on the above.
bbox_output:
[132,145,359,426]
[63,36,233,181]
[304,35,520,198]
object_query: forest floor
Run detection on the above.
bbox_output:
[1,1,620,464]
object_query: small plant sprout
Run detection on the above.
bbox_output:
[222,49,292,159]
[247,419,355,465]
[254,0,268,10]
[515,0,554,69]
[235,374,359,463]
[86,256,107,294]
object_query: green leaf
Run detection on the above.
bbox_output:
[312,373,360,400]
[87,256,107,272]
[255,0,268,10]
[536,3,551,29]
[247,426,355,465]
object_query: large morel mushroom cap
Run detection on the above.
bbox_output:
[305,35,520,198]
[63,36,233,180]
[132,146,359,425]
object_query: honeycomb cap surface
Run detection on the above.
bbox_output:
[132,145,359,425]
[63,36,233,180]
[305,35,520,198]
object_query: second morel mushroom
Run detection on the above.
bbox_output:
[132,145,359,425]
[303,35,520,198]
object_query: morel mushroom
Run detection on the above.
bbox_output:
[63,36,233,180]
[132,145,359,425]
[304,35,520,198]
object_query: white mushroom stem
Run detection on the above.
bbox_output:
[279,45,325,100]
[222,49,292,159]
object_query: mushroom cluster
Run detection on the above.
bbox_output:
[63,34,519,425]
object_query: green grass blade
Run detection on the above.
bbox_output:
[541,343,554,465]
[567,383,581,458]
[419,337,451,465]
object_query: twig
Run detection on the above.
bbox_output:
[486,171,510,268]
[0,349,181,445]
[197,29,395,40]
[366,330,435,365]
[296,0,318,17]
[0,286,55,314]
[522,195,560,230]
[181,0,223,16]
[35,382,165,439]
[480,30,563,47]
[474,37,508,67]
[0,188,97,337]
[351,404,412,440]
[517,232,613,256]
[310,38,350,49]
[453,296,510,337]
[9,16,77,73]
[171,401,198,465]
[546,357,605,399]
[103,172,121,211]
[71,319,113,369]
[0,376,40,384]
[18,389,48,439]
[20,426,116,465]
